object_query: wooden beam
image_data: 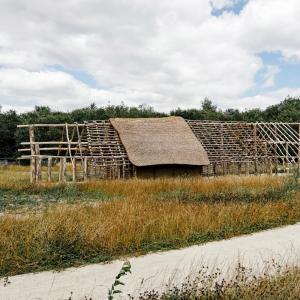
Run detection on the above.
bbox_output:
[47,157,52,182]
[29,126,36,183]
[83,157,88,181]
[59,157,66,182]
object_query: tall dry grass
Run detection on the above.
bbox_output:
[138,263,300,299]
[0,166,300,276]
[1,188,300,276]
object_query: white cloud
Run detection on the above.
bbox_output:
[0,0,299,112]
[233,88,300,110]
[261,65,280,88]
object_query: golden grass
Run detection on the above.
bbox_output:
[0,165,299,276]
[1,184,300,276]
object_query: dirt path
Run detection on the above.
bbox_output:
[1,223,300,300]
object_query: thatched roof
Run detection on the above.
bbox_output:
[110,117,209,167]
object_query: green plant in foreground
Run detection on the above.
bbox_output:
[108,261,131,300]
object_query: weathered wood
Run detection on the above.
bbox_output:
[19,147,86,152]
[29,126,36,183]
[47,157,52,182]
[36,156,42,180]
[72,158,77,182]
[268,157,273,175]
[21,141,87,145]
[83,157,88,181]
[19,120,300,181]
[298,124,300,170]
[59,157,66,182]
[253,123,258,174]
[18,124,85,128]
[245,162,250,175]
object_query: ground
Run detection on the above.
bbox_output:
[0,165,300,279]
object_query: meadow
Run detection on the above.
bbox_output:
[0,165,300,277]
[136,263,300,299]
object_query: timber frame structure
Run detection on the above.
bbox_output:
[18,120,300,183]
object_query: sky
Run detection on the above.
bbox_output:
[0,0,300,113]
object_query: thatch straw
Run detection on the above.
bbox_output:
[110,117,209,167]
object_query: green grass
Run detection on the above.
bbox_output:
[0,184,114,212]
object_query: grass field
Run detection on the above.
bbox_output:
[137,263,300,299]
[0,166,300,277]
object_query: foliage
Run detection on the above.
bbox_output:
[136,263,300,300]
[108,261,131,300]
[1,97,300,159]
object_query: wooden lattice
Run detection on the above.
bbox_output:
[84,121,133,179]
[188,121,300,175]
[18,120,300,182]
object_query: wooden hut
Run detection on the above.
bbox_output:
[17,118,300,182]
[110,117,209,178]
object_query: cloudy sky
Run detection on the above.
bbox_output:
[0,0,300,112]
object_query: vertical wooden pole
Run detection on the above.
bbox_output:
[221,123,225,176]
[72,158,76,182]
[47,157,52,182]
[246,162,250,175]
[268,157,273,175]
[238,162,241,175]
[59,158,63,182]
[36,155,42,181]
[254,123,258,174]
[213,163,216,176]
[29,126,36,183]
[59,157,66,182]
[285,143,289,174]
[83,157,88,181]
[298,124,300,171]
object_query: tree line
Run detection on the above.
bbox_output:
[1,97,300,159]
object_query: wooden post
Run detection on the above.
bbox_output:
[285,143,289,174]
[29,126,36,183]
[83,157,88,181]
[36,156,42,181]
[238,162,241,175]
[72,158,76,182]
[59,157,66,182]
[268,157,273,175]
[213,163,216,176]
[298,124,300,170]
[254,123,258,174]
[47,157,52,182]
[245,162,250,175]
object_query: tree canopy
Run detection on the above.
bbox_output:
[1,96,300,159]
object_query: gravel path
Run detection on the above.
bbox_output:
[1,223,300,300]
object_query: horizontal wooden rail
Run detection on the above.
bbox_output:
[21,141,88,145]
[17,124,86,128]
